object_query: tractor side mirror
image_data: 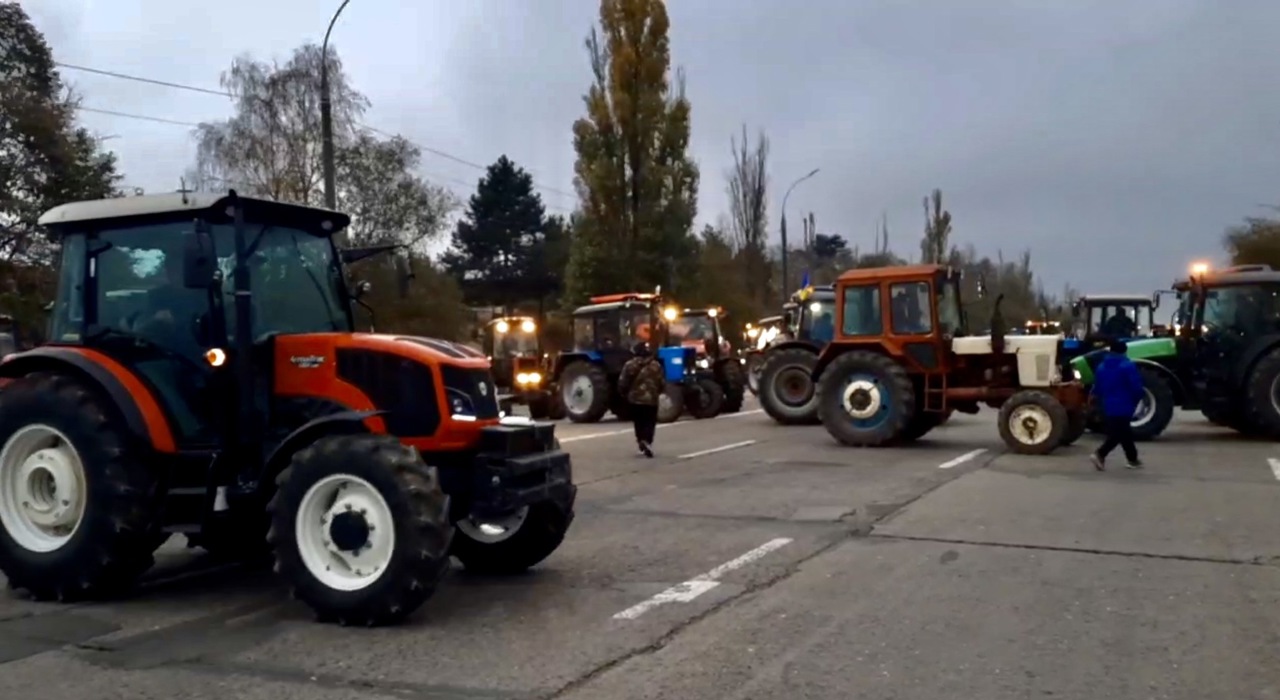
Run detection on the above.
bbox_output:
[181,230,216,289]
[1071,301,1081,318]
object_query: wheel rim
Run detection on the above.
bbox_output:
[0,424,88,553]
[564,375,594,415]
[1131,388,1156,427]
[456,506,528,544]
[840,374,890,428]
[773,366,813,406]
[294,474,396,592]
[1007,405,1053,445]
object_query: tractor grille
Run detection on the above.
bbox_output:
[1035,353,1051,383]
[335,349,441,437]
[440,365,501,420]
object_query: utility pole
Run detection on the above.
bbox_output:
[780,168,819,301]
[320,0,352,213]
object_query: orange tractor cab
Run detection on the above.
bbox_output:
[0,191,576,626]
[477,315,563,420]
[664,306,745,415]
[553,291,699,423]
[812,264,1088,453]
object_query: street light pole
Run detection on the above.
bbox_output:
[779,167,820,300]
[320,0,352,212]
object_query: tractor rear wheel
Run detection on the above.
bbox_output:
[656,383,683,423]
[719,360,746,414]
[759,348,821,425]
[0,372,163,601]
[268,433,452,626]
[560,362,609,423]
[1130,367,1175,441]
[997,390,1069,455]
[1244,347,1280,438]
[817,351,915,446]
[686,377,725,419]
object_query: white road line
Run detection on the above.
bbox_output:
[612,537,793,620]
[559,408,765,444]
[677,439,757,460]
[938,448,987,469]
[1268,458,1280,481]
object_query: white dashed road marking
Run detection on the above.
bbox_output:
[560,409,765,444]
[677,440,757,460]
[612,537,794,620]
[938,448,988,469]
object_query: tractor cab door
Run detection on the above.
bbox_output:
[63,223,224,447]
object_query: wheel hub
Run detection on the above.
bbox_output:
[328,510,371,553]
[842,379,882,420]
[1,424,87,553]
[295,475,397,591]
[1008,405,1052,444]
[776,368,812,405]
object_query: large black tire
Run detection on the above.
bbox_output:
[268,434,452,626]
[719,360,746,414]
[686,377,725,419]
[560,362,609,424]
[745,353,764,397]
[997,390,1069,455]
[0,372,163,601]
[1245,348,1280,439]
[546,390,567,421]
[1131,367,1175,441]
[1060,410,1087,446]
[759,348,821,425]
[817,351,916,447]
[656,383,683,423]
[451,462,575,576]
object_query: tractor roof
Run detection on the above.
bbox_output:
[1077,294,1153,305]
[1172,265,1280,290]
[487,315,537,326]
[589,292,658,304]
[754,315,783,325]
[572,299,652,316]
[837,264,946,283]
[38,191,350,235]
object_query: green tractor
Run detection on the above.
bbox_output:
[1069,264,1280,440]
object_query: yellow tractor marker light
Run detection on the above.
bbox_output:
[520,319,536,333]
[205,347,227,367]
[746,328,760,338]
[662,306,679,321]
[809,302,822,313]
[495,320,510,334]
[707,308,719,318]
[1190,261,1210,277]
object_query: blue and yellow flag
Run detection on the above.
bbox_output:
[796,270,814,300]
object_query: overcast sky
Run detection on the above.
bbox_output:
[26,0,1280,309]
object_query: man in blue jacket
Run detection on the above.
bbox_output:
[1089,339,1145,470]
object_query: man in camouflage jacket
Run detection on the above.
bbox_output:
[618,342,665,457]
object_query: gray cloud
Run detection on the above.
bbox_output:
[27,0,1280,306]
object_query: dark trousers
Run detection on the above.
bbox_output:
[1097,415,1139,463]
[631,403,657,444]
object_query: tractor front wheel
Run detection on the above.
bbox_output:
[817,351,915,446]
[560,362,609,423]
[759,348,821,425]
[452,489,575,575]
[656,383,684,423]
[1130,367,1175,441]
[1245,347,1280,439]
[719,360,746,414]
[997,390,1069,455]
[0,372,163,601]
[686,377,725,419]
[744,353,764,396]
[268,433,453,626]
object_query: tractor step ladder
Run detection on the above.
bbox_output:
[923,371,947,413]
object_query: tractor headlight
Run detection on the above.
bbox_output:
[447,387,477,421]
[516,371,542,385]
[1073,368,1082,381]
[696,358,710,369]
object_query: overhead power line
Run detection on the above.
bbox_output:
[56,61,577,201]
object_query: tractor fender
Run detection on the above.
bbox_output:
[551,352,594,382]
[264,409,388,480]
[1230,334,1280,391]
[0,346,177,453]
[1130,358,1188,404]
[811,343,893,381]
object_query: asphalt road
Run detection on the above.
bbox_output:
[3,398,1280,699]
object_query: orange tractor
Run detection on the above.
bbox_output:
[812,265,1088,453]
[0,191,576,625]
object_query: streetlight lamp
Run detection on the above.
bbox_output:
[780,167,819,300]
[320,0,352,211]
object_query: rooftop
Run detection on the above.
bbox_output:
[38,191,350,232]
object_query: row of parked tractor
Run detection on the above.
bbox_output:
[486,260,1280,455]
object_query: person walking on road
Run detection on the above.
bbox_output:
[618,341,665,458]
[1089,339,1145,471]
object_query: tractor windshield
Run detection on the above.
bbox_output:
[801,298,836,343]
[937,279,963,335]
[50,219,350,357]
[668,315,716,344]
[1198,284,1280,337]
[490,323,539,358]
[1087,302,1149,338]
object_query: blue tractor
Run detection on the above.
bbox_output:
[757,285,837,424]
[551,291,700,424]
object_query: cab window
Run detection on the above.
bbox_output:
[841,285,882,336]
[890,281,933,335]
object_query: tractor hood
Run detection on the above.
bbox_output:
[1068,336,1175,384]
[951,334,1061,356]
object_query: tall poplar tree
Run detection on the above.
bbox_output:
[565,0,699,303]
